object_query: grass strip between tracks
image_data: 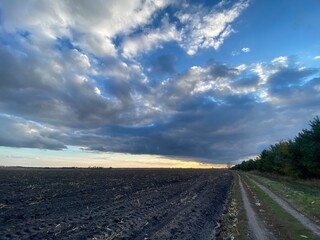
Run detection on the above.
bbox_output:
[248,173,320,224]
[242,174,319,240]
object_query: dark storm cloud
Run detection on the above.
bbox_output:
[207,59,238,79]
[0,115,66,150]
[269,76,320,107]
[0,0,255,164]
[267,67,318,91]
[264,62,320,107]
[0,45,49,90]
[2,35,319,164]
[231,76,260,88]
[79,93,274,164]
[0,44,141,129]
[150,54,176,75]
[1,6,320,165]
[72,60,320,164]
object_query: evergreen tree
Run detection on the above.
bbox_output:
[232,116,320,179]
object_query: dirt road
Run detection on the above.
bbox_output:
[249,176,320,236]
[238,175,274,240]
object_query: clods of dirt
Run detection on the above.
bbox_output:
[0,168,233,240]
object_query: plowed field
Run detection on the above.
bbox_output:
[0,168,232,240]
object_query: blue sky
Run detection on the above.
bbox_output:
[0,0,319,167]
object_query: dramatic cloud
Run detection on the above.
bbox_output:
[0,0,174,56]
[1,0,319,165]
[176,0,250,55]
[149,54,177,75]
[0,114,66,150]
[68,58,320,163]
[0,45,128,128]
[121,17,180,58]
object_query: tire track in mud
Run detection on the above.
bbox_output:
[95,180,205,239]
[148,176,231,240]
[92,174,228,240]
[127,176,214,240]
[238,175,274,240]
[249,177,320,236]
[1,171,199,239]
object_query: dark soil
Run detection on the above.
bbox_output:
[0,168,233,240]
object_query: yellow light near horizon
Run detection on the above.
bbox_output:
[87,153,228,169]
[84,156,228,169]
[0,146,228,169]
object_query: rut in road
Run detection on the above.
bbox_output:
[238,175,274,240]
[249,176,320,236]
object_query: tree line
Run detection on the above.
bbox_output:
[232,116,320,179]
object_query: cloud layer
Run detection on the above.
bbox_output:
[0,0,319,164]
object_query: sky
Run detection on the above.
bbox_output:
[0,0,320,168]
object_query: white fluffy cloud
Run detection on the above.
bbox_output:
[271,56,288,66]
[0,0,173,57]
[241,47,250,53]
[5,1,319,164]
[121,17,180,58]
[177,0,250,55]
[121,0,250,57]
[78,56,320,163]
[0,0,250,59]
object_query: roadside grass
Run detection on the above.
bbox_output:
[218,173,248,240]
[243,174,320,240]
[248,173,320,224]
